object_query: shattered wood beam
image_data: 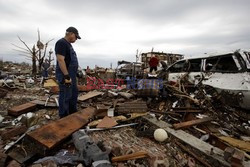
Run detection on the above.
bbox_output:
[8,102,37,116]
[27,107,95,149]
[142,115,230,167]
[173,109,202,113]
[78,91,103,101]
[173,117,213,130]
[111,151,148,162]
[1,125,27,140]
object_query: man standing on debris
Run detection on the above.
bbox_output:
[41,59,50,79]
[55,27,81,118]
[149,55,159,73]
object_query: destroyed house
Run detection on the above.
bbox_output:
[141,51,183,69]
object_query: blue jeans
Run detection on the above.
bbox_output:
[42,70,48,78]
[57,66,78,118]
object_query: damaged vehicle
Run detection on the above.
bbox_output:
[116,60,143,79]
[166,50,250,110]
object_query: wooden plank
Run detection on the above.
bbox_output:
[143,115,230,167]
[111,151,148,162]
[44,79,58,87]
[27,107,95,149]
[78,91,103,101]
[30,100,57,107]
[49,85,88,93]
[173,117,213,130]
[8,102,37,116]
[218,136,250,152]
[1,125,27,140]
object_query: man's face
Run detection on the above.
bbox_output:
[69,32,77,43]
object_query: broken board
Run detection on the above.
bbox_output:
[44,79,58,87]
[1,125,27,140]
[30,100,57,107]
[97,116,118,128]
[27,107,95,149]
[218,136,250,152]
[77,85,88,92]
[78,91,103,101]
[173,117,213,129]
[8,102,37,116]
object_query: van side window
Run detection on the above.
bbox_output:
[168,60,186,72]
[206,55,239,72]
[188,59,202,72]
[205,58,219,71]
[244,51,250,63]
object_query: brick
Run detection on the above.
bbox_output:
[95,105,109,118]
[50,86,59,93]
[231,150,244,166]
[117,101,148,113]
[7,160,21,167]
[77,85,88,92]
[117,163,126,167]
[0,88,8,98]
[111,142,122,156]
[27,107,95,149]
[0,152,7,167]
[8,102,37,116]
[1,125,27,140]
[224,147,235,162]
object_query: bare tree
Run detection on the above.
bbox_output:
[36,30,53,72]
[12,29,54,76]
[12,36,38,76]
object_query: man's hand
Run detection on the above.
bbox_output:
[64,74,72,87]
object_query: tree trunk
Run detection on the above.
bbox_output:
[32,46,37,76]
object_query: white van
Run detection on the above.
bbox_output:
[166,50,250,110]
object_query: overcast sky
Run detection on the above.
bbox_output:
[0,0,250,68]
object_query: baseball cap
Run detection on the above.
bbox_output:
[66,27,81,39]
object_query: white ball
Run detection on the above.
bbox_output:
[154,128,168,142]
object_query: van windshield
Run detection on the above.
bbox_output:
[168,60,186,72]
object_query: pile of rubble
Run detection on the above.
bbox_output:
[0,72,249,167]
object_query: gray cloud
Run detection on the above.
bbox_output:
[0,0,250,67]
